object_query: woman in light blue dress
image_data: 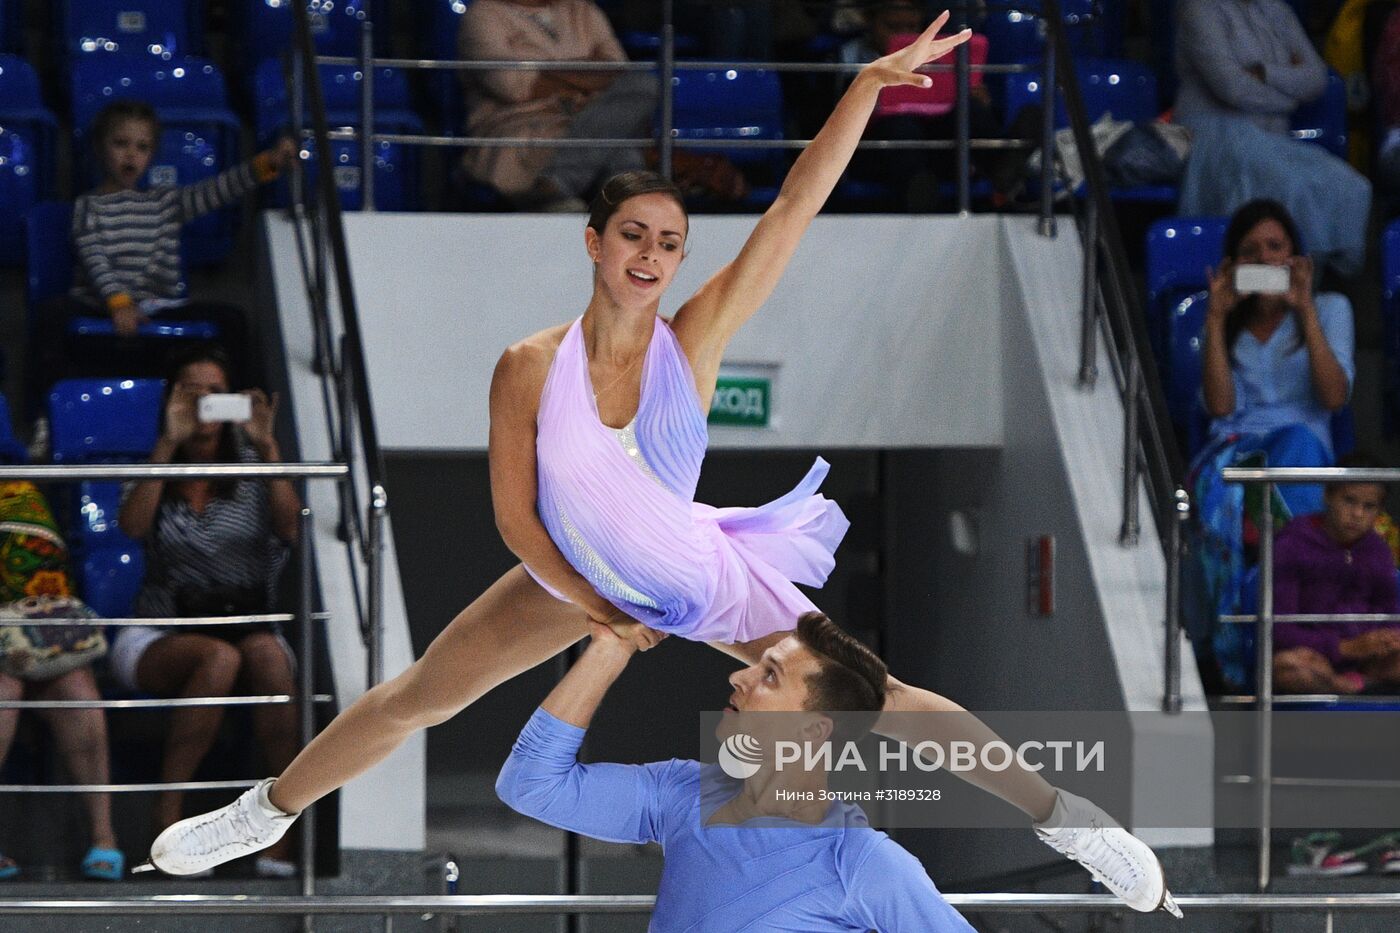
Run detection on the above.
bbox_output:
[1188,199,1355,681]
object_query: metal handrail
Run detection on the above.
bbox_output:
[328,0,1037,216]
[1222,466,1400,895]
[0,473,331,895]
[0,463,346,480]
[1037,1,1188,715]
[1221,612,1400,625]
[1217,693,1400,705]
[317,55,1035,75]
[1224,466,1400,483]
[0,695,332,710]
[0,893,1396,916]
[290,2,392,698]
[14,613,302,627]
[0,780,260,793]
[322,131,1032,152]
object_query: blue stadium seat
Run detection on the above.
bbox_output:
[0,392,27,463]
[25,201,75,310]
[48,378,163,463]
[72,481,130,545]
[1290,70,1347,160]
[1003,57,1172,202]
[1383,221,1400,434]
[240,0,369,60]
[61,0,194,59]
[982,0,1107,64]
[68,481,152,614]
[1165,289,1209,448]
[274,135,413,211]
[1146,216,1227,357]
[0,126,38,264]
[253,57,421,144]
[71,54,239,163]
[1004,57,1159,128]
[254,57,421,210]
[669,68,785,205]
[0,54,60,197]
[79,544,145,618]
[1146,217,1227,303]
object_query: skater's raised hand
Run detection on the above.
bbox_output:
[862,11,972,90]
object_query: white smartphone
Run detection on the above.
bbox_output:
[1234,263,1290,295]
[197,393,252,424]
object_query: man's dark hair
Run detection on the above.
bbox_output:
[794,612,888,741]
[92,99,160,152]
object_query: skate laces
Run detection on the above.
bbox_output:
[185,795,267,857]
[1045,816,1144,897]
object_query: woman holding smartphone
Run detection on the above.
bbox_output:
[1192,199,1355,684]
[115,344,303,878]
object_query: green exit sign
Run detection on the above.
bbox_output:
[709,376,770,427]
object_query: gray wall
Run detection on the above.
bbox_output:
[340,213,1005,451]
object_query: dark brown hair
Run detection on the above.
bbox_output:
[1222,199,1305,358]
[586,171,688,236]
[794,612,888,741]
[92,99,160,153]
[161,344,241,499]
[1327,451,1387,499]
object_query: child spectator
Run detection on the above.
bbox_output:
[31,100,294,409]
[1274,453,1400,694]
[115,345,302,877]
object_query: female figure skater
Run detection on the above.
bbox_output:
[145,14,1177,915]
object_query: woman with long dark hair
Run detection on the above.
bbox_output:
[116,345,303,877]
[145,17,1176,915]
[1192,198,1355,686]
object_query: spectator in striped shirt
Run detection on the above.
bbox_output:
[31,101,294,410]
[116,345,303,878]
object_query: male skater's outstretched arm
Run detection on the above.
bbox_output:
[498,615,978,932]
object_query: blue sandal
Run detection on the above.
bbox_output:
[80,846,124,881]
[0,854,18,880]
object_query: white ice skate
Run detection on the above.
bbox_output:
[133,778,298,876]
[1034,789,1183,918]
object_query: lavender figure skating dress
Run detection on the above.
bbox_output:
[525,316,848,644]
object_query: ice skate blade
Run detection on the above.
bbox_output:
[131,860,156,874]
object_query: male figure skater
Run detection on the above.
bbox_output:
[496,612,1181,930]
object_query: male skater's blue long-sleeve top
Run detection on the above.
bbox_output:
[497,708,976,932]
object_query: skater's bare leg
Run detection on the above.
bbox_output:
[715,634,1057,822]
[269,565,588,814]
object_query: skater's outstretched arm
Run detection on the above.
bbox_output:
[672,12,972,392]
[497,622,681,842]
